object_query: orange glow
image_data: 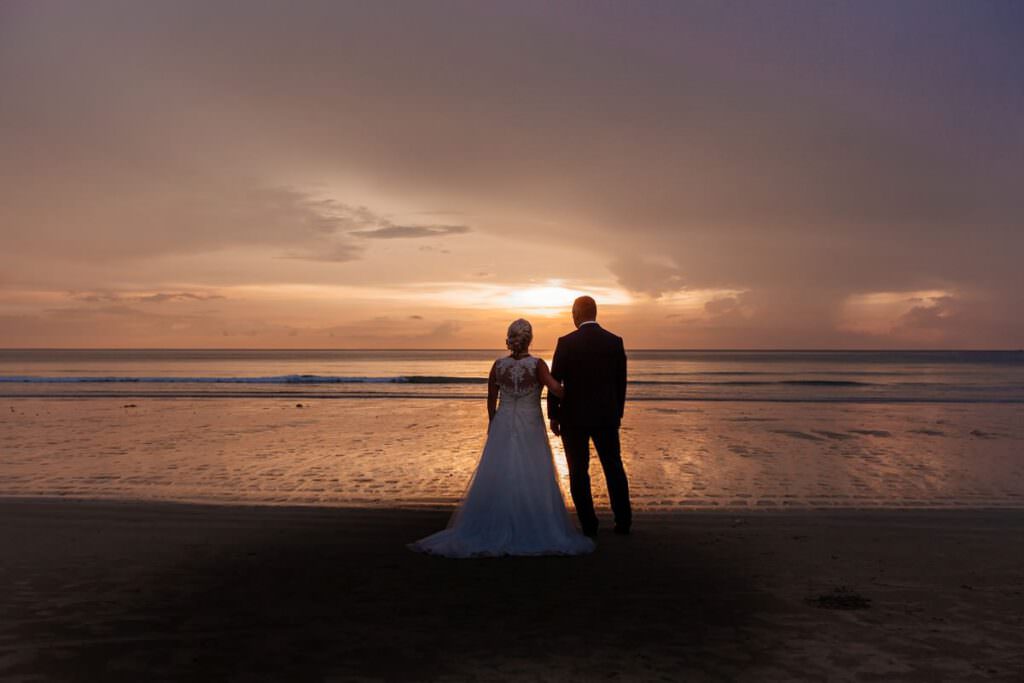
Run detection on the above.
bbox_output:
[838,290,954,336]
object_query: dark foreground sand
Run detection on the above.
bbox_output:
[1,500,1022,682]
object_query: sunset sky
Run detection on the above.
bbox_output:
[2,1,1022,349]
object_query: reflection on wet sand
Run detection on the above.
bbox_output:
[2,398,1022,509]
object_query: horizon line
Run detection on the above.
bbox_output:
[1,347,1021,353]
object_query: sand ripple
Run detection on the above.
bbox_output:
[1,399,1023,509]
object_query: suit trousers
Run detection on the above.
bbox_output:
[560,423,632,533]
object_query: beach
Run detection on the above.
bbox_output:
[1,499,1022,681]
[2,397,1022,510]
[2,349,1023,680]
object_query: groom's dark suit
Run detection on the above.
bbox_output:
[548,321,631,534]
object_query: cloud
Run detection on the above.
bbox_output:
[888,295,966,345]
[318,317,465,346]
[68,291,225,303]
[703,296,748,319]
[41,305,144,319]
[1,2,1022,347]
[275,242,363,263]
[136,292,224,303]
[898,306,951,331]
[349,225,471,239]
[608,258,686,298]
[896,296,957,330]
[426,321,462,340]
[0,172,369,264]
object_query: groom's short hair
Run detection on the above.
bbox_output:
[573,296,597,321]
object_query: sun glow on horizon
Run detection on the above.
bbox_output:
[490,283,634,315]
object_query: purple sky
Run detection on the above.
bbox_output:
[1,1,1022,348]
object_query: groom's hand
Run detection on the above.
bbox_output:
[549,419,561,437]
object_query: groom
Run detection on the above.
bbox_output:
[548,296,632,537]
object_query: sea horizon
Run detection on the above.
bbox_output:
[3,348,1022,404]
[3,346,1022,352]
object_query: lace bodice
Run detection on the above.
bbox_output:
[493,355,541,400]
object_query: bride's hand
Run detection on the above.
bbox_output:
[536,358,564,398]
[551,381,565,399]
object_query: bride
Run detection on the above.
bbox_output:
[408,319,596,558]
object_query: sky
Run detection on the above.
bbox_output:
[1,0,1022,349]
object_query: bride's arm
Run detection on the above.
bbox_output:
[536,358,564,399]
[487,361,499,425]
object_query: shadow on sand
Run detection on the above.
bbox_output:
[2,502,788,681]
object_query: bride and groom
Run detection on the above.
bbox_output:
[409,296,632,558]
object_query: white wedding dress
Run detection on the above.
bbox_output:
[409,355,596,558]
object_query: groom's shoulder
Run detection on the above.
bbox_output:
[561,325,623,350]
[595,325,624,345]
[557,329,580,344]
[601,325,622,340]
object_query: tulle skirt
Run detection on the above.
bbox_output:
[408,399,595,558]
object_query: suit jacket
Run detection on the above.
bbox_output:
[547,322,627,429]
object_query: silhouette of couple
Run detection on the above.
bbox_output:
[410,296,631,558]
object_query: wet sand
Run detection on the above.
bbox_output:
[1,499,1022,681]
[2,398,1023,509]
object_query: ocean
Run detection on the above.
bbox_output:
[2,349,1023,509]
[2,349,1023,403]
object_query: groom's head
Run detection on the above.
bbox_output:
[572,296,597,328]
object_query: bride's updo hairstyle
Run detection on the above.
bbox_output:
[506,318,533,355]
